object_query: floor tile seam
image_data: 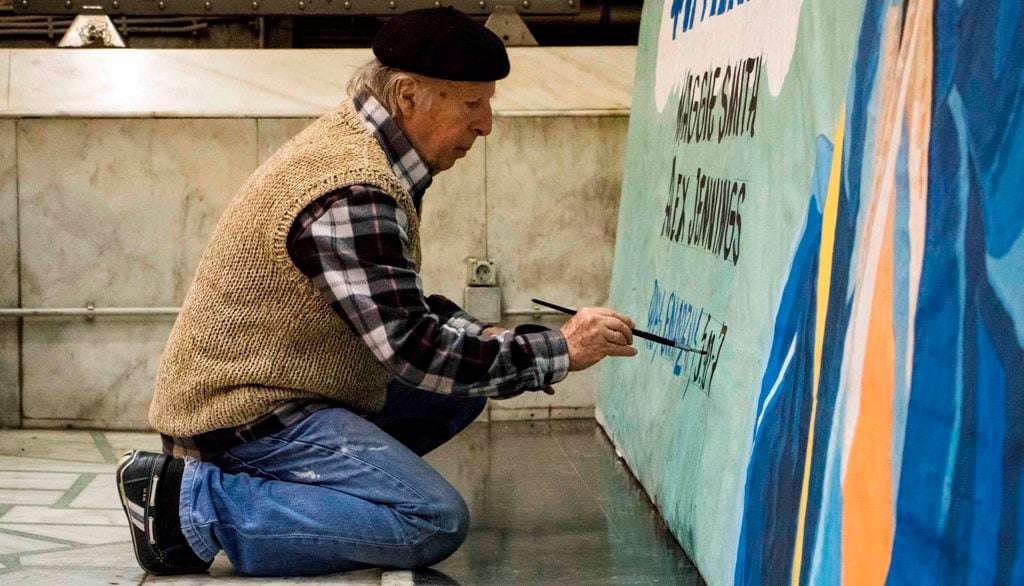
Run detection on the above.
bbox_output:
[0,525,90,546]
[0,467,102,473]
[549,430,625,540]
[47,506,124,511]
[0,521,127,528]
[0,471,111,477]
[53,473,96,508]
[0,552,20,572]
[0,543,75,556]
[0,460,113,468]
[1,525,128,529]
[17,541,138,554]
[90,431,120,464]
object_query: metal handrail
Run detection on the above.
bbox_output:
[502,308,565,317]
[0,306,565,318]
[0,306,179,317]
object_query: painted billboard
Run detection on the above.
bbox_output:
[599,0,1024,583]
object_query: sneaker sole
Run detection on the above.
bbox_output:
[116,450,153,573]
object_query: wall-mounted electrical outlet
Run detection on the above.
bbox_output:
[466,258,497,287]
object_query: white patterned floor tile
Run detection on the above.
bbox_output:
[20,542,138,567]
[0,489,63,505]
[69,474,120,509]
[0,471,79,490]
[0,530,68,554]
[103,432,164,455]
[0,523,130,545]
[1,506,127,526]
[0,567,144,585]
[0,456,116,474]
[0,430,107,463]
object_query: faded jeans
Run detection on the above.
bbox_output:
[178,381,487,576]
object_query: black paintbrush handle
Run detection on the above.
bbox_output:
[530,298,707,355]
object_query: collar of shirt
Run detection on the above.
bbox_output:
[352,91,432,210]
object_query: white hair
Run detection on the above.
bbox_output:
[346,59,439,116]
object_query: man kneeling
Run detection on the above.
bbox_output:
[116,7,637,577]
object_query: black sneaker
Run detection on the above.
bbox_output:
[116,450,212,575]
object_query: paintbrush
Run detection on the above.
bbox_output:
[530,298,708,355]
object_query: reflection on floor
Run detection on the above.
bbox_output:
[0,420,703,585]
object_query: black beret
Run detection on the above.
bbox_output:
[372,7,510,82]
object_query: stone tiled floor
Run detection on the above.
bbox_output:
[0,421,703,585]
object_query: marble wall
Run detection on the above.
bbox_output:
[4,112,628,429]
[487,116,629,419]
[0,121,18,427]
[16,119,255,429]
[0,48,635,118]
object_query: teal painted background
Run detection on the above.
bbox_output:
[599,1,864,581]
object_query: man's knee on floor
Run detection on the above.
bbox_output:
[401,488,470,568]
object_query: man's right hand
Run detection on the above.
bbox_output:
[559,307,639,371]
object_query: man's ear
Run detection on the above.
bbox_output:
[395,77,419,120]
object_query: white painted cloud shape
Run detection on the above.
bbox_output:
[654,0,805,112]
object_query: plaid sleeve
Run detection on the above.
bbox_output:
[289,186,569,397]
[425,294,488,335]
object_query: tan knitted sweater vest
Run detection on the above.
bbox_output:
[149,101,421,438]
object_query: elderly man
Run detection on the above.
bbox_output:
[116,7,637,577]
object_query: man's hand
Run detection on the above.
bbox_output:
[560,307,639,371]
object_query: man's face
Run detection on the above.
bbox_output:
[399,79,495,175]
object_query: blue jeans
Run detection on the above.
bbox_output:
[178,382,487,576]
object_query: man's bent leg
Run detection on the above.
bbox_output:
[180,407,469,577]
[369,381,487,456]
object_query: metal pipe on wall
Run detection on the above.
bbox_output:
[0,307,180,317]
[502,308,565,317]
[0,307,568,317]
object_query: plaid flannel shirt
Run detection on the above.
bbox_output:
[164,92,569,459]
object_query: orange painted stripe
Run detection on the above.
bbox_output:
[842,195,896,585]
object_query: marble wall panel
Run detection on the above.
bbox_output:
[0,51,10,113]
[16,119,256,427]
[9,50,367,118]
[419,144,487,303]
[256,118,315,164]
[4,49,634,118]
[500,47,636,113]
[487,116,629,413]
[21,318,174,430]
[486,116,628,311]
[0,120,18,427]
[0,323,16,427]
[17,118,257,308]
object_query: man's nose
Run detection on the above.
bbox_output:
[473,102,493,136]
